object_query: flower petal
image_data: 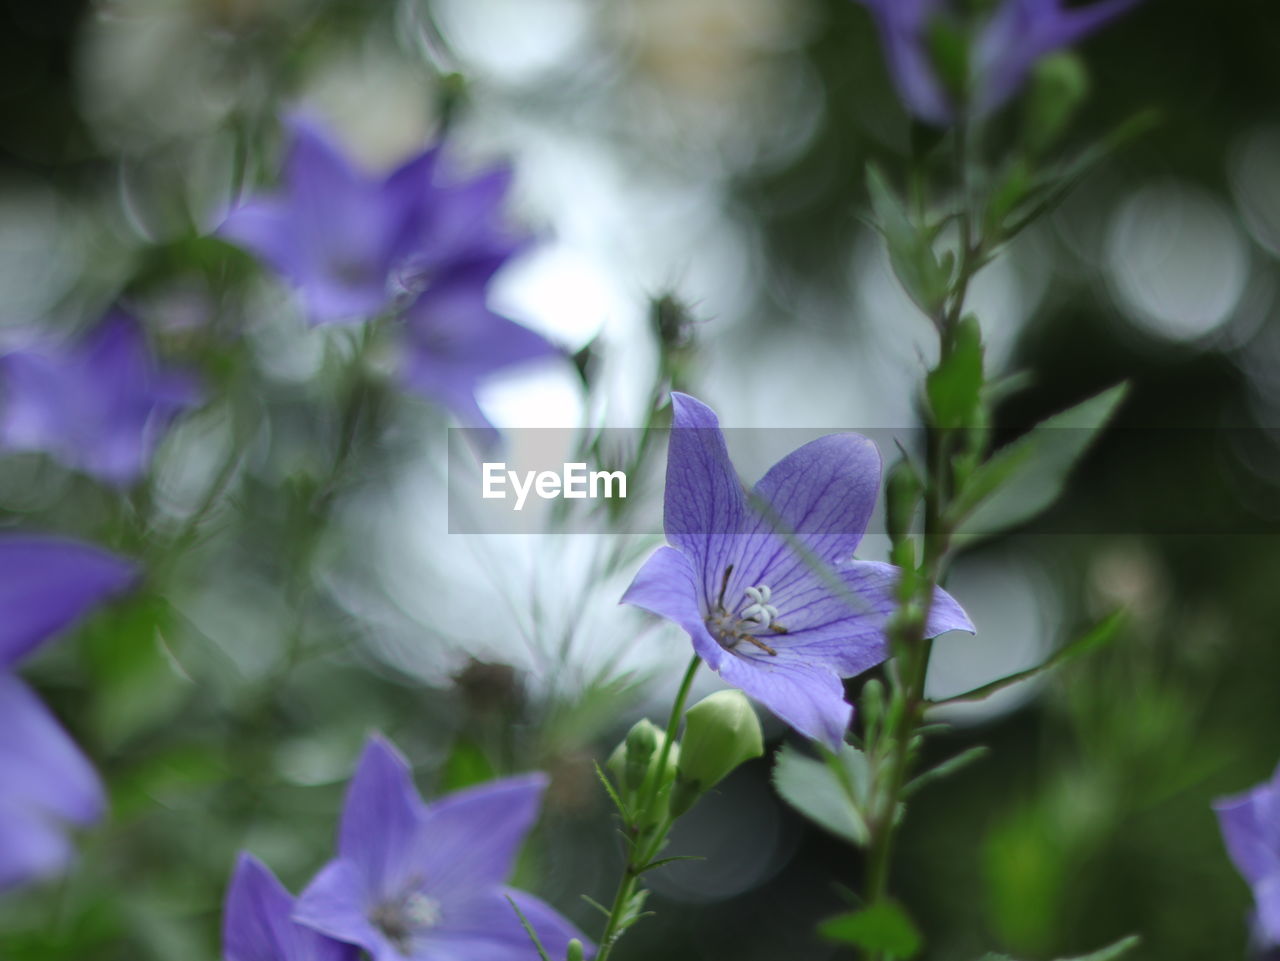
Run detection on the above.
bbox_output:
[336,735,429,903]
[225,853,358,961]
[0,795,72,892]
[420,888,593,961]
[417,774,548,902]
[295,858,396,961]
[622,546,727,671]
[0,535,137,669]
[734,433,881,596]
[664,393,747,604]
[715,652,852,750]
[0,674,104,826]
[1215,773,1280,889]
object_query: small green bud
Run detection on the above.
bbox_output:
[884,459,922,545]
[565,939,585,961]
[607,720,679,806]
[670,690,764,818]
[623,719,661,792]
[1024,52,1089,155]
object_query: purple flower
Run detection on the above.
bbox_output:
[220,115,559,431]
[223,853,358,961]
[622,393,973,748]
[1215,764,1280,950]
[294,735,592,961]
[0,535,137,890]
[0,311,201,487]
[855,0,1140,125]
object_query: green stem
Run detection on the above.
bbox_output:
[862,118,977,958]
[595,654,700,961]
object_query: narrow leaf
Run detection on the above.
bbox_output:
[903,745,990,797]
[978,933,1140,961]
[951,383,1128,543]
[933,610,1126,705]
[505,895,553,961]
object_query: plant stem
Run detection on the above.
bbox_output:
[863,118,976,957]
[595,654,700,961]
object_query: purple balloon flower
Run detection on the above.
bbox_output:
[0,310,201,487]
[1215,764,1280,950]
[220,115,560,431]
[0,535,137,890]
[294,735,592,961]
[622,393,973,748]
[855,0,1140,125]
[223,853,358,961]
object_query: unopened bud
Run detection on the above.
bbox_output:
[565,939,585,961]
[884,458,922,545]
[607,720,678,802]
[1024,52,1088,155]
[669,690,763,817]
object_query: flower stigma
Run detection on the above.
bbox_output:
[708,565,786,656]
[371,889,444,952]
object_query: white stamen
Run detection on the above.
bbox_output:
[740,585,780,627]
[403,892,443,928]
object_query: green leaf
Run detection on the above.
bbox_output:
[978,934,1140,961]
[950,383,1128,544]
[867,164,950,318]
[772,744,870,847]
[819,901,923,958]
[926,315,985,429]
[933,610,1126,705]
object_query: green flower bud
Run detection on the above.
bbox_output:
[607,720,679,803]
[884,458,922,546]
[565,939,585,961]
[1024,52,1089,156]
[623,718,660,792]
[669,690,763,818]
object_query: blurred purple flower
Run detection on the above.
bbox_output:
[855,0,1140,124]
[0,535,137,891]
[220,115,560,430]
[223,853,358,961]
[1215,764,1280,951]
[294,735,592,961]
[622,393,972,748]
[0,311,201,487]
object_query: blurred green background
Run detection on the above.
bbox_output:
[1,0,1279,959]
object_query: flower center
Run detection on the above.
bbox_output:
[371,890,443,953]
[706,565,787,656]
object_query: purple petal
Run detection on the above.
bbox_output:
[1216,772,1280,889]
[0,795,73,892]
[854,0,953,124]
[218,198,300,278]
[733,433,881,596]
[1258,873,1280,947]
[420,888,593,961]
[224,853,359,961]
[0,535,137,669]
[621,546,727,671]
[294,858,393,961]
[765,561,971,673]
[397,292,560,430]
[0,675,104,826]
[975,0,1140,114]
[336,735,429,903]
[664,393,748,606]
[716,652,852,750]
[417,774,548,902]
